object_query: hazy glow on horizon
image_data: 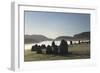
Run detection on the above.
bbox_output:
[24,11,90,39]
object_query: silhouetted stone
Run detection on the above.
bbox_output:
[59,40,68,56]
[41,44,46,49]
[31,46,36,51]
[78,40,81,44]
[34,44,38,50]
[36,45,42,54]
[46,45,52,54]
[70,41,72,45]
[52,41,58,55]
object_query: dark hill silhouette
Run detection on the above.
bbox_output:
[74,32,90,40]
[24,35,53,44]
[55,31,90,41]
[25,31,90,44]
[24,38,38,44]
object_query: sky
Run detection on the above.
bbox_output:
[24,11,90,39]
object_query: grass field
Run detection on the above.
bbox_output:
[24,43,90,62]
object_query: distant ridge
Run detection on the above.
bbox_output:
[74,32,90,40]
[25,31,90,44]
[55,31,90,41]
[24,35,53,44]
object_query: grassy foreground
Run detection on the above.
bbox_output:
[24,43,90,62]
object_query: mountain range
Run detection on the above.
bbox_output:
[25,31,90,44]
[55,32,90,41]
[24,35,53,44]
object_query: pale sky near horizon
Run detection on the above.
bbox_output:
[24,11,90,39]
